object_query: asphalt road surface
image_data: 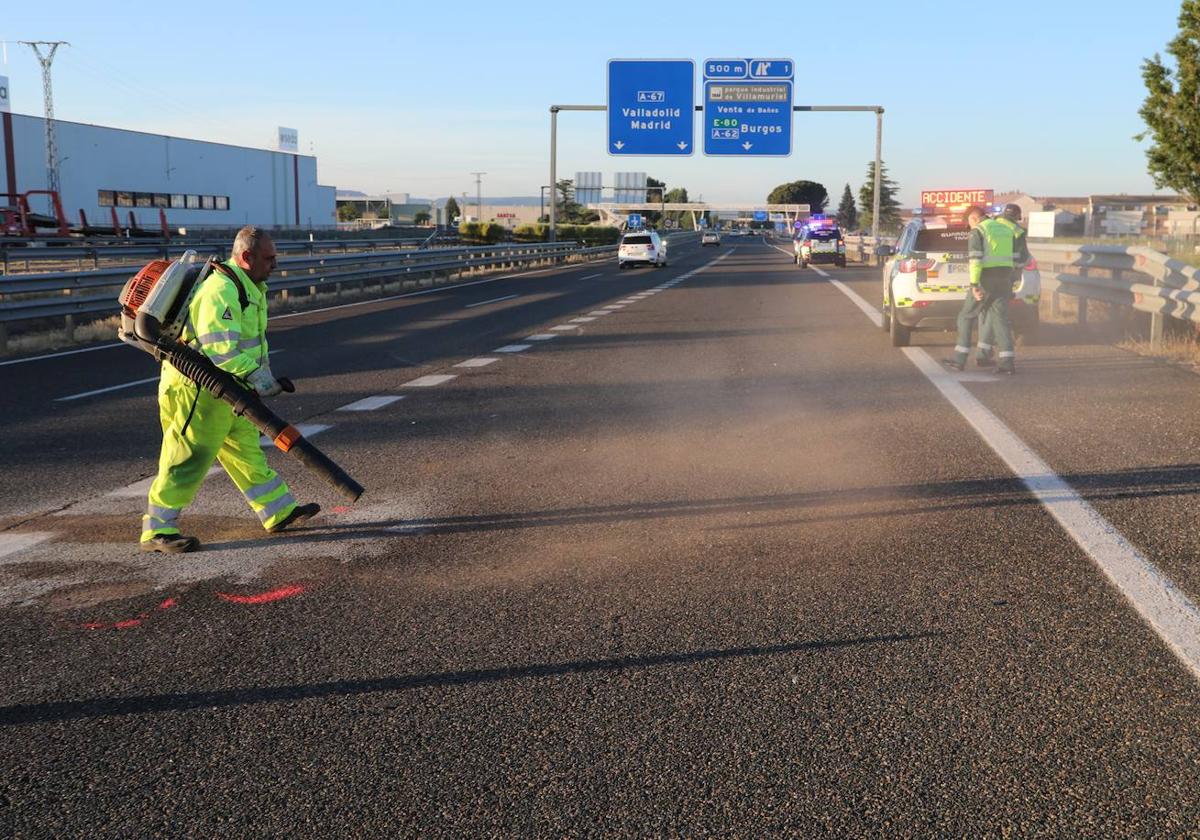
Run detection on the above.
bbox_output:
[2,233,1199,836]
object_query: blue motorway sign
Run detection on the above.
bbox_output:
[702,57,793,157]
[627,213,643,228]
[607,59,696,156]
[753,210,768,222]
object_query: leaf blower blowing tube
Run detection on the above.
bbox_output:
[135,311,364,503]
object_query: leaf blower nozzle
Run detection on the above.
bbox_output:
[118,253,364,503]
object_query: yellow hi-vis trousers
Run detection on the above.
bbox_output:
[141,373,297,541]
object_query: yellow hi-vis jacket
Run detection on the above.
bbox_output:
[967,217,1015,285]
[164,260,269,385]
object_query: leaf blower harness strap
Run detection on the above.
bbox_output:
[117,251,363,502]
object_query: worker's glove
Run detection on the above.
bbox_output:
[247,364,283,397]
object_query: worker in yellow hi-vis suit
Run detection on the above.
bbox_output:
[141,226,319,553]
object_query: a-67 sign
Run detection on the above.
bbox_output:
[920,188,994,209]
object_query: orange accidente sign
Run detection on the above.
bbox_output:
[920,189,994,209]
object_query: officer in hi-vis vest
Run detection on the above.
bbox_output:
[944,206,1017,375]
[140,226,319,553]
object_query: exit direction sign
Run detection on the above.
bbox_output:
[703,57,793,156]
[627,213,643,228]
[607,59,695,156]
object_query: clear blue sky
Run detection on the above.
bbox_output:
[0,0,1184,206]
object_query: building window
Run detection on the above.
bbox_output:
[215,196,229,211]
[186,195,200,209]
[201,195,215,210]
[134,192,153,208]
[170,194,185,209]
[116,191,133,207]
[98,190,114,207]
[153,193,169,208]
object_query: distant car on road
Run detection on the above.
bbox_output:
[618,230,668,269]
[701,230,721,247]
[877,216,1041,347]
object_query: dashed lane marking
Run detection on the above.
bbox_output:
[494,344,532,353]
[465,294,519,309]
[570,317,597,323]
[54,376,160,403]
[402,374,457,387]
[337,395,406,411]
[551,325,577,331]
[813,256,1200,682]
[524,334,557,341]
[580,273,604,280]
[259,423,331,447]
[587,311,613,316]
[107,467,222,499]
[0,343,123,368]
[0,533,55,564]
[454,357,499,368]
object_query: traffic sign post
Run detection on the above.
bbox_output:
[607,60,695,156]
[702,58,793,157]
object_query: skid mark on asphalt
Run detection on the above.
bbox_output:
[815,255,1200,682]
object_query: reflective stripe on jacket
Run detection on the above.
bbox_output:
[968,218,1015,284]
[175,260,269,379]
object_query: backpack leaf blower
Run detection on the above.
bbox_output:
[117,251,363,503]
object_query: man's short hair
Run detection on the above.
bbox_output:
[232,225,269,260]
[963,205,985,223]
[1003,203,1022,221]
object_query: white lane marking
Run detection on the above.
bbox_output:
[465,294,519,309]
[107,466,222,498]
[602,306,624,311]
[905,346,1200,682]
[494,344,532,353]
[587,311,613,316]
[0,533,55,564]
[55,375,160,403]
[0,343,124,368]
[617,299,638,304]
[403,374,457,387]
[579,273,604,280]
[813,266,884,328]
[524,334,557,341]
[454,357,499,368]
[337,395,405,411]
[259,423,331,447]
[551,325,578,331]
[570,317,597,323]
[54,349,284,403]
[817,262,1200,681]
[274,266,568,321]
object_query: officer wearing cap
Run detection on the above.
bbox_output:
[973,204,1031,366]
[944,206,1017,374]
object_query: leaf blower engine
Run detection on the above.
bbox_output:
[118,250,363,502]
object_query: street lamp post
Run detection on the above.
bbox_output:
[470,171,486,224]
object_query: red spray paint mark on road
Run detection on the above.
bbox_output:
[215,584,306,605]
[332,505,350,514]
[82,596,179,631]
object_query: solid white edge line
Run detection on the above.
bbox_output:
[905,347,1200,680]
[817,258,1200,680]
[465,294,519,309]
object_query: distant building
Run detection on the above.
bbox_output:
[1,111,336,230]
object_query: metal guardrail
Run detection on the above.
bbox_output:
[0,234,460,274]
[0,240,616,350]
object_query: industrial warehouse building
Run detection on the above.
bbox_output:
[1,111,336,230]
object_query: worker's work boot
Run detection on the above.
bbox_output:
[941,358,966,372]
[268,503,321,534]
[140,534,201,553]
[975,354,995,368]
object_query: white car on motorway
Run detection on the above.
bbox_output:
[701,230,721,246]
[878,216,1041,347]
[618,231,668,269]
